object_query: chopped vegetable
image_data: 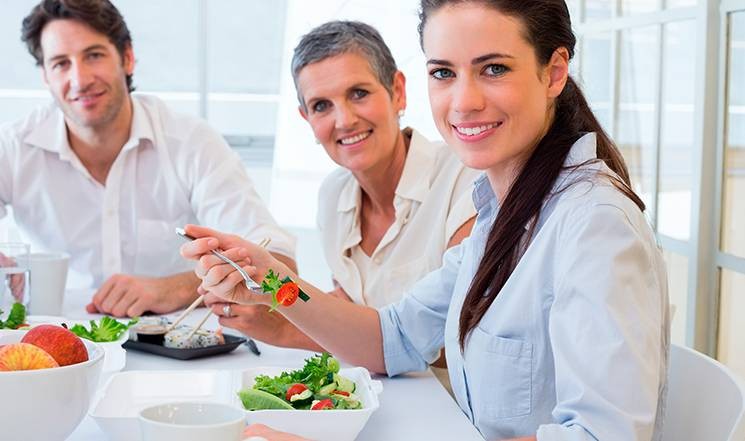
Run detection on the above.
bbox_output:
[276,282,300,306]
[311,398,334,410]
[0,303,27,329]
[285,383,310,402]
[67,316,139,342]
[261,269,310,311]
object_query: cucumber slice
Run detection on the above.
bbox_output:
[289,389,313,402]
[239,388,293,410]
[334,374,356,393]
[318,382,337,396]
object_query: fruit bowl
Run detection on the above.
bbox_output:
[0,329,105,440]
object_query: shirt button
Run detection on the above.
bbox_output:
[374,258,382,265]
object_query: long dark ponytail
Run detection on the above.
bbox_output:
[418,0,645,349]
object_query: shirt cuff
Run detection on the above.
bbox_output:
[379,304,429,377]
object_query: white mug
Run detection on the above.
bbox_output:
[139,402,245,441]
[27,252,69,316]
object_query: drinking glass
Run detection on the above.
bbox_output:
[0,242,30,312]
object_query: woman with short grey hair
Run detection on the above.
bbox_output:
[202,20,478,382]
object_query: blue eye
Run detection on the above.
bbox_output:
[430,68,455,80]
[351,89,369,99]
[484,64,508,76]
[312,100,330,113]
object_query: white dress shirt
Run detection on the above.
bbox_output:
[317,128,479,308]
[380,133,670,440]
[0,95,295,289]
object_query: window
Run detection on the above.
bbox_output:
[722,10,745,259]
[716,8,745,379]
[0,0,286,164]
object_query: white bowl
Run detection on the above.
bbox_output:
[240,366,383,441]
[90,370,237,441]
[0,329,105,441]
[139,402,245,441]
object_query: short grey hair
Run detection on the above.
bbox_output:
[291,20,398,109]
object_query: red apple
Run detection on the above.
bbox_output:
[0,343,59,371]
[21,325,88,366]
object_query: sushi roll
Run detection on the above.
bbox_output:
[163,325,225,349]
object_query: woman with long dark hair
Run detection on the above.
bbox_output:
[183,1,669,439]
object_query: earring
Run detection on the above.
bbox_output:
[397,109,405,118]
[315,139,321,145]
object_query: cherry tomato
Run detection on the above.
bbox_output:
[276,282,300,306]
[311,398,334,410]
[285,383,309,402]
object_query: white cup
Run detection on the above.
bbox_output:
[139,402,246,441]
[27,252,69,316]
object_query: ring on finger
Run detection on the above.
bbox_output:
[222,303,233,318]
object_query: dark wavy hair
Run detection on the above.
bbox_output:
[21,0,135,92]
[418,0,645,349]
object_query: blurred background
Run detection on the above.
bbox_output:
[0,0,743,379]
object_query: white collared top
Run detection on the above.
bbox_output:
[317,128,479,308]
[0,94,295,289]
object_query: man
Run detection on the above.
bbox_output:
[0,0,296,317]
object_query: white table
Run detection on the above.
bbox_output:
[61,291,484,441]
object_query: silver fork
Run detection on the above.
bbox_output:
[209,249,262,291]
[176,227,265,291]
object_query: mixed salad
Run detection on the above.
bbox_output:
[65,316,138,342]
[239,352,362,411]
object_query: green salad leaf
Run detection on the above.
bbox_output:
[68,316,138,342]
[254,352,339,395]
[0,303,27,329]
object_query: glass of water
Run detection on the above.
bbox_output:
[0,243,30,311]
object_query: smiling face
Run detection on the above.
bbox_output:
[40,19,133,131]
[297,52,406,175]
[422,3,566,187]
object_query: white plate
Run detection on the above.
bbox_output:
[240,366,383,441]
[90,370,239,441]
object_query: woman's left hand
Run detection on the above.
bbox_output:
[243,423,310,441]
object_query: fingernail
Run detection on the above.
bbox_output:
[239,248,249,257]
[208,239,219,247]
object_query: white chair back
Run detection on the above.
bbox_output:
[662,344,745,441]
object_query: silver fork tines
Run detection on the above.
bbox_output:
[210,249,261,290]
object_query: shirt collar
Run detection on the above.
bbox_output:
[394,127,436,203]
[22,95,154,157]
[470,132,599,224]
[336,127,436,213]
[563,132,597,168]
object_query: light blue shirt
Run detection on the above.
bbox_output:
[379,133,670,441]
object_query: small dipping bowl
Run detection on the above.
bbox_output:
[139,402,246,441]
[130,317,170,345]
